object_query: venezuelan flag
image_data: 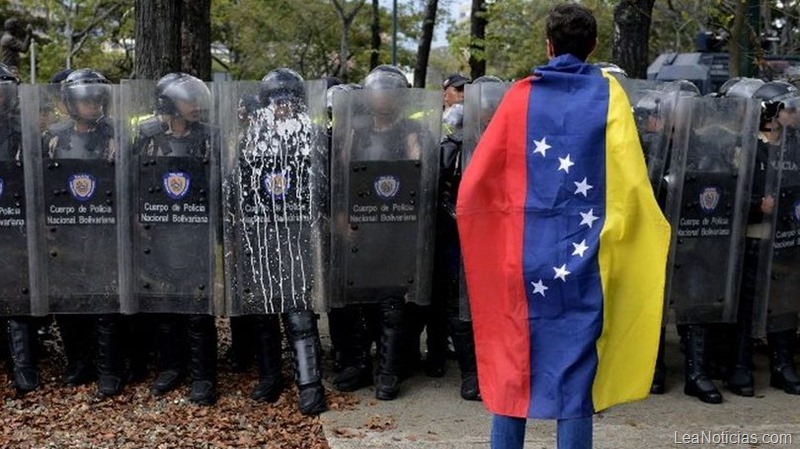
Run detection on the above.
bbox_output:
[456,54,671,419]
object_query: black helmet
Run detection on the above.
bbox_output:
[473,75,502,84]
[323,75,343,90]
[372,64,410,86]
[718,77,764,99]
[61,68,111,122]
[0,63,19,115]
[259,68,305,107]
[363,69,408,90]
[155,72,210,120]
[4,19,19,33]
[595,62,628,78]
[753,81,799,123]
[326,83,356,112]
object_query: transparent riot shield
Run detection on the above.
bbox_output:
[220,80,328,315]
[665,96,759,324]
[119,79,221,315]
[462,82,508,170]
[0,82,32,315]
[457,82,508,319]
[330,88,441,307]
[617,78,680,195]
[20,83,121,314]
[753,126,800,335]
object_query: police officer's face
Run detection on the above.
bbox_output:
[368,91,397,117]
[444,85,464,108]
[76,99,102,121]
[779,107,800,128]
[175,99,201,122]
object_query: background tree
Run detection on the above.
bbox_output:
[413,0,438,87]
[181,0,211,81]
[331,0,367,82]
[613,0,656,78]
[134,0,180,79]
[468,0,486,79]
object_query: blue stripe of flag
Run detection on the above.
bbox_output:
[522,61,609,419]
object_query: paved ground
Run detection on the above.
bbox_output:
[318,327,800,448]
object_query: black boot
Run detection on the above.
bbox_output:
[376,297,405,401]
[423,302,449,378]
[651,327,667,394]
[334,305,373,392]
[96,314,125,397]
[151,315,186,396]
[251,315,284,403]
[327,307,351,373]
[285,311,326,415]
[227,316,256,373]
[725,323,754,397]
[768,330,800,395]
[450,318,480,401]
[187,315,217,406]
[56,315,96,386]
[7,318,40,394]
[682,324,722,404]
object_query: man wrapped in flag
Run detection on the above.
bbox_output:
[456,4,670,449]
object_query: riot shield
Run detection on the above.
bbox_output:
[119,79,221,315]
[330,88,441,307]
[220,80,328,315]
[20,83,121,314]
[462,82,508,170]
[665,96,759,324]
[617,78,680,195]
[753,126,800,335]
[0,82,32,315]
[457,82,507,319]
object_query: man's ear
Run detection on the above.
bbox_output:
[546,39,554,60]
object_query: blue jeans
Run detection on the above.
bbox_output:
[491,414,593,449]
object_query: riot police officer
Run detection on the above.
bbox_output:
[0,62,38,394]
[236,68,327,415]
[131,72,219,405]
[44,68,117,395]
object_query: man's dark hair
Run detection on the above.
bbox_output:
[545,3,597,61]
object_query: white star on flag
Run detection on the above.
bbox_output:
[579,209,599,228]
[574,177,593,197]
[531,279,548,297]
[558,154,575,173]
[533,137,551,157]
[572,239,589,258]
[553,264,571,282]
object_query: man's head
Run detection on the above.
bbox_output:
[545,3,597,61]
[156,72,211,123]
[62,68,111,123]
[443,74,469,108]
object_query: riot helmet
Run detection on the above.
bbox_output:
[753,81,799,130]
[473,75,502,84]
[326,83,355,115]
[372,64,410,87]
[258,68,305,108]
[718,77,764,99]
[0,63,19,116]
[4,19,20,34]
[156,72,210,122]
[61,68,112,123]
[363,69,408,119]
[595,62,628,78]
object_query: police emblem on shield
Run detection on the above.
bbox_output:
[792,200,800,223]
[163,171,191,200]
[699,187,720,213]
[0,177,4,199]
[67,173,96,202]
[374,175,400,200]
[263,171,290,198]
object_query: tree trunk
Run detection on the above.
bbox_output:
[468,0,486,80]
[331,0,366,83]
[370,0,380,70]
[612,0,655,79]
[413,0,437,88]
[135,0,181,79]
[181,0,211,81]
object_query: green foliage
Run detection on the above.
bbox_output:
[446,0,614,80]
